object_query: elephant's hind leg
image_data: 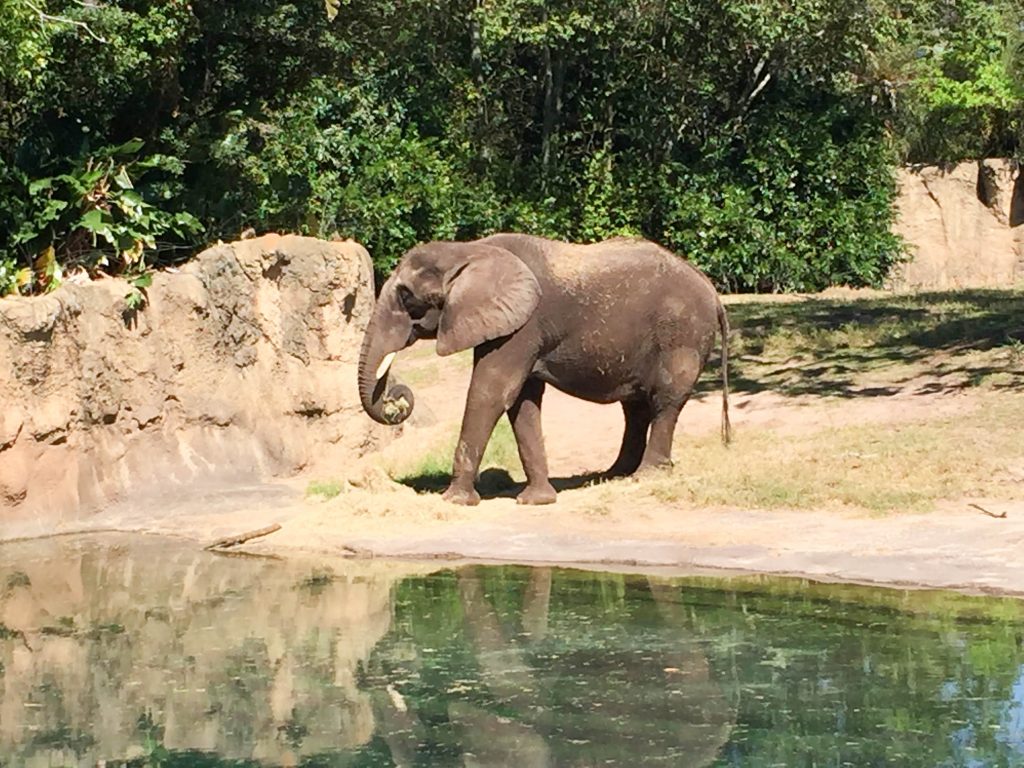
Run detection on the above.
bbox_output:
[639,400,686,471]
[605,400,652,477]
[508,378,557,505]
[638,347,701,471]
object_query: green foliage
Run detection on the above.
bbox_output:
[1,0,1021,298]
[883,0,1024,162]
[6,141,199,293]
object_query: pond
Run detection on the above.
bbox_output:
[1,535,1023,767]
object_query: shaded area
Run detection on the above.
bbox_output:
[706,289,1024,398]
[399,467,608,500]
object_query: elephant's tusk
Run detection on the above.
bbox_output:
[375,351,397,381]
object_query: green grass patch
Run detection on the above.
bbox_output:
[392,416,524,495]
[306,480,344,500]
[648,393,1024,514]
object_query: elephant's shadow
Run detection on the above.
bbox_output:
[400,468,607,500]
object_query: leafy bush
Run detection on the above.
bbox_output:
[5,141,199,293]
[0,0,1020,298]
[884,0,1024,162]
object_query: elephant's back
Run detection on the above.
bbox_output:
[478,234,724,402]
[553,238,720,317]
[480,231,721,333]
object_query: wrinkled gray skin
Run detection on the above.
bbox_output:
[358,233,730,506]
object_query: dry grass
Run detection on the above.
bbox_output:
[646,392,1024,514]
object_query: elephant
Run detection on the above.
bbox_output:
[357,233,730,506]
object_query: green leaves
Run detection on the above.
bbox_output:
[125,272,152,311]
[886,0,1024,162]
[3,140,201,296]
[1,0,1020,299]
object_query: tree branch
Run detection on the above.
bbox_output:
[204,523,282,550]
[25,1,107,43]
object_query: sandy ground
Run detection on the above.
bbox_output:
[34,317,1024,600]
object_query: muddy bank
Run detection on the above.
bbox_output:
[0,235,392,538]
[14,421,1023,598]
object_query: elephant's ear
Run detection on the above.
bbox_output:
[436,247,541,356]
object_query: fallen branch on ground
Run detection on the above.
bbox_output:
[969,503,1007,519]
[204,524,282,550]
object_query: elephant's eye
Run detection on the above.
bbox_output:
[397,284,429,319]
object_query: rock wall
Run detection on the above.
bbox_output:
[0,234,388,538]
[890,159,1024,290]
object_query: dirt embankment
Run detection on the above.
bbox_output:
[891,159,1024,290]
[0,235,393,539]
[2,167,1023,594]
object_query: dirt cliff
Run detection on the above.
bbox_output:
[0,234,389,538]
[891,159,1024,290]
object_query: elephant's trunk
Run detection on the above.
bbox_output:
[357,280,416,426]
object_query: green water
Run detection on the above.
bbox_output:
[1,536,1023,767]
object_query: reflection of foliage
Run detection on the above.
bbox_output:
[296,568,337,594]
[278,709,309,749]
[365,567,1024,767]
[135,710,169,767]
[4,544,1024,766]
[39,615,76,637]
[4,571,31,592]
[29,724,95,757]
[217,640,272,748]
[84,621,126,639]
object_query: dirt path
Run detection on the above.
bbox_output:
[47,320,1023,598]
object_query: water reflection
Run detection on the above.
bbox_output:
[0,537,405,766]
[364,567,733,766]
[1,536,1024,766]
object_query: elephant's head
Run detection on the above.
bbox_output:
[357,241,541,425]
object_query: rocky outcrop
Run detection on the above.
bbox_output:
[0,234,390,538]
[890,160,1024,290]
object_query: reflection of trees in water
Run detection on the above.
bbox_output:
[364,569,1024,768]
[4,540,1024,767]
[662,578,1024,766]
[366,567,734,767]
[0,537,405,765]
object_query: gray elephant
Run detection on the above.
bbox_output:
[357,233,730,506]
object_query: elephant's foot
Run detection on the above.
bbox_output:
[516,482,557,505]
[603,461,640,479]
[635,458,673,477]
[442,483,481,506]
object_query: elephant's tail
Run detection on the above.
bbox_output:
[717,301,732,445]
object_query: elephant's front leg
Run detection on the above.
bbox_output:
[508,378,556,505]
[443,341,533,506]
